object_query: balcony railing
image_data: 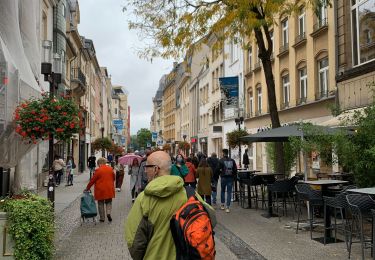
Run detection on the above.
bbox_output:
[315,90,329,100]
[313,18,328,32]
[280,101,290,110]
[295,32,306,44]
[296,97,307,105]
[71,68,86,87]
[279,43,289,56]
[253,61,261,71]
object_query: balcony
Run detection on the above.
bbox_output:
[278,43,289,57]
[280,101,290,110]
[70,68,87,97]
[254,110,262,116]
[315,90,329,100]
[296,97,307,105]
[311,18,328,38]
[253,61,261,71]
[293,33,306,48]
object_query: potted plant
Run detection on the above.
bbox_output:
[1,192,54,260]
[13,93,80,143]
[91,137,113,152]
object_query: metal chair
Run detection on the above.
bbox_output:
[346,194,375,260]
[295,183,324,239]
[323,192,351,246]
[237,172,250,208]
[268,179,296,221]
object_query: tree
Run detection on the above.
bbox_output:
[137,128,152,149]
[125,0,324,174]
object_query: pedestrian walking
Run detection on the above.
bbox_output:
[66,156,75,186]
[190,153,199,168]
[207,152,220,206]
[114,155,125,192]
[129,158,140,203]
[243,148,250,169]
[84,157,115,222]
[107,153,114,167]
[125,151,216,260]
[52,155,65,186]
[196,158,213,205]
[171,154,189,179]
[184,157,197,188]
[218,148,237,213]
[87,154,96,179]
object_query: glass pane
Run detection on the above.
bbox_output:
[352,9,358,65]
[358,0,375,64]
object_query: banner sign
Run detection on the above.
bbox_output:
[121,136,126,145]
[219,76,239,107]
[113,119,123,131]
[152,132,158,142]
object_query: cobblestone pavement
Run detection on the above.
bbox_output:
[54,172,251,260]
[53,172,366,260]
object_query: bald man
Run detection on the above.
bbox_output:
[125,151,216,260]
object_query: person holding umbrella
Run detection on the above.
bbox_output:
[129,158,141,203]
[114,155,125,192]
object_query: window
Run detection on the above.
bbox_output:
[230,41,238,63]
[249,92,254,116]
[298,8,306,36]
[248,47,252,71]
[282,19,289,46]
[115,108,117,115]
[318,58,329,97]
[269,31,274,53]
[282,74,290,106]
[317,0,327,23]
[351,0,375,65]
[257,86,262,113]
[299,67,307,101]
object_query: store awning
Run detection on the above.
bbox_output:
[240,124,353,143]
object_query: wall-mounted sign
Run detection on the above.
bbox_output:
[113,119,123,131]
[219,76,239,108]
[152,132,158,142]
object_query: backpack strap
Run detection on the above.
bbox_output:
[184,186,195,199]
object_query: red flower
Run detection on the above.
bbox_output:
[70,123,75,129]
[56,105,62,110]
[62,112,67,116]
[21,131,27,137]
[64,122,69,126]
[56,128,64,132]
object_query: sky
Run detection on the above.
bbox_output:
[78,0,173,135]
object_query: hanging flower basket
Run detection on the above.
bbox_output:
[179,141,190,150]
[91,137,113,151]
[162,143,171,151]
[13,93,80,143]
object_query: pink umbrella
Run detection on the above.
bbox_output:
[118,154,143,165]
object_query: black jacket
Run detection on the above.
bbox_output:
[243,153,249,165]
[207,157,220,181]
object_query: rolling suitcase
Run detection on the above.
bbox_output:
[80,191,97,224]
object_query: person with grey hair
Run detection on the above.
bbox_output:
[125,151,216,259]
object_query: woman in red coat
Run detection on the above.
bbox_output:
[85,157,115,222]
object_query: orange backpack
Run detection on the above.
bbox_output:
[170,187,216,260]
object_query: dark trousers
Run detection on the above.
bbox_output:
[67,174,73,185]
[116,173,124,189]
[200,194,211,205]
[54,170,63,185]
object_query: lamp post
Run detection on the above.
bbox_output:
[234,116,244,167]
[41,40,62,208]
[100,126,105,157]
[182,134,187,155]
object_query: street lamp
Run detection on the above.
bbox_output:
[41,40,62,208]
[234,116,244,167]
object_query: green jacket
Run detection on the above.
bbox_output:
[125,175,216,260]
[170,164,189,179]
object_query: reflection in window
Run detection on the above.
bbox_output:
[318,58,329,96]
[282,74,290,106]
[351,0,375,65]
[299,67,307,100]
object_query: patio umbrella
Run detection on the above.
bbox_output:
[118,154,143,165]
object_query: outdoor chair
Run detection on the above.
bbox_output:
[247,175,266,210]
[237,172,251,208]
[295,183,324,239]
[346,194,375,260]
[268,179,296,221]
[323,191,351,247]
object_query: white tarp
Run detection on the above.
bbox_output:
[0,0,42,169]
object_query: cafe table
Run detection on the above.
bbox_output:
[303,180,348,243]
[254,172,285,218]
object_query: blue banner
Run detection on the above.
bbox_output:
[113,119,123,131]
[219,76,239,107]
[152,132,158,142]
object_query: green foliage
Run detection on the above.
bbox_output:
[91,137,113,151]
[137,128,152,149]
[2,192,54,260]
[226,129,249,149]
[266,142,298,176]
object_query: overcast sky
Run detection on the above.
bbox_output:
[78,0,173,135]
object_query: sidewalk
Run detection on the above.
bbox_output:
[53,173,239,259]
[52,173,366,259]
